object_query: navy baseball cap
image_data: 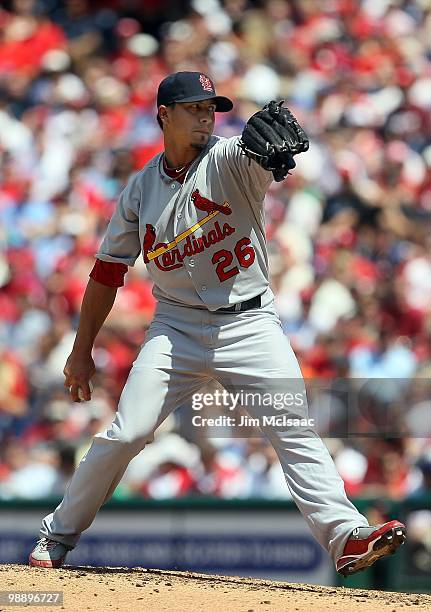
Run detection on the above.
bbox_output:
[157,71,233,112]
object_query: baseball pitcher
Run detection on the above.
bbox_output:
[29,72,406,576]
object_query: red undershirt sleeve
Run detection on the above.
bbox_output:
[89,259,128,287]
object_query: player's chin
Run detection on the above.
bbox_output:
[191,132,210,149]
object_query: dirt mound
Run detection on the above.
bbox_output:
[1,564,430,612]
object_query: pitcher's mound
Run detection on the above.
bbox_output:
[1,564,430,611]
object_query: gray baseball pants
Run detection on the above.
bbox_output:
[40,300,368,562]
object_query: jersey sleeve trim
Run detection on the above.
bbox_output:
[89,259,128,287]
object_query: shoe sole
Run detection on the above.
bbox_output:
[338,525,406,577]
[28,554,65,569]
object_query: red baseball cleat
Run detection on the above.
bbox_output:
[29,538,71,568]
[336,520,406,577]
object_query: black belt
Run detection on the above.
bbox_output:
[217,294,262,313]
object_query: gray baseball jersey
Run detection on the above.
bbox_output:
[96,135,274,310]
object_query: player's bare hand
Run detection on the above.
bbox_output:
[63,352,96,403]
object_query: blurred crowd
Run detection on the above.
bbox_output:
[1,0,431,502]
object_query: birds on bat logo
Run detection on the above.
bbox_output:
[143,190,234,268]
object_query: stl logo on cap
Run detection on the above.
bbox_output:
[199,74,213,92]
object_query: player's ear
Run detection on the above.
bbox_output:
[158,103,176,130]
[158,105,169,127]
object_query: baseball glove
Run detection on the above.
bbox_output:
[238,100,309,182]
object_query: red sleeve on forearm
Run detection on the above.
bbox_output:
[89,259,128,287]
